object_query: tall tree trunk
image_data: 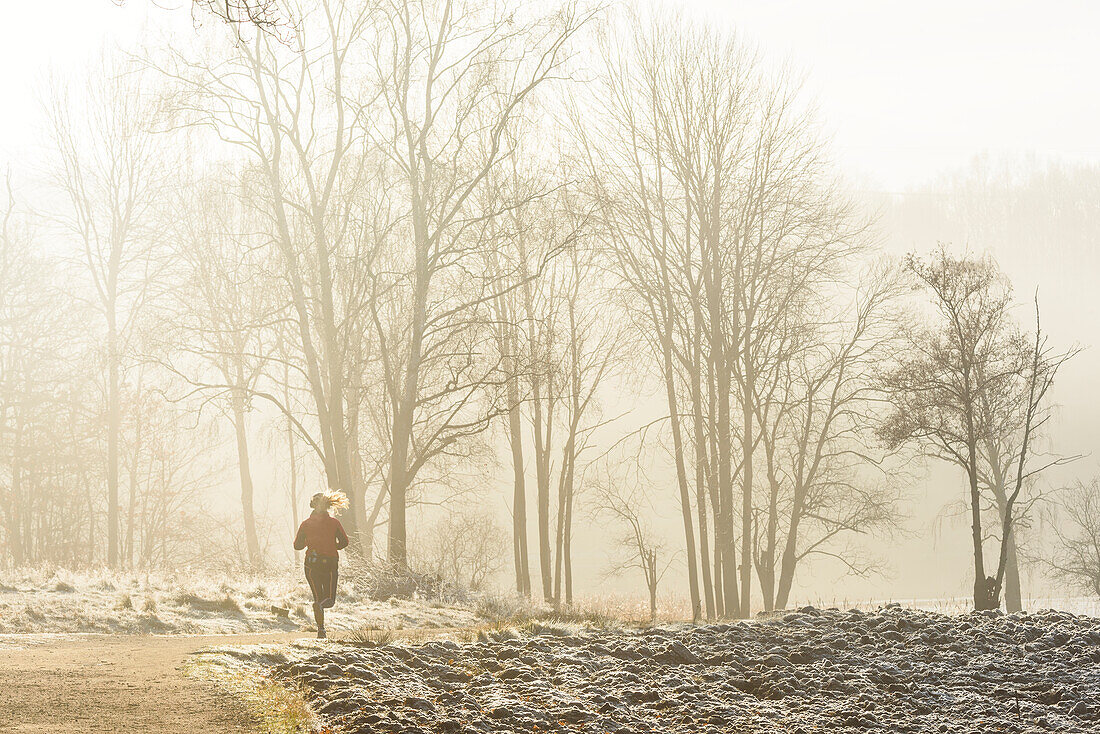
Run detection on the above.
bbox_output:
[387,238,429,567]
[689,329,716,620]
[647,550,658,623]
[232,390,261,569]
[1003,534,1022,612]
[659,323,702,623]
[712,540,724,618]
[516,243,554,602]
[534,416,552,601]
[283,363,301,564]
[106,313,120,569]
[774,485,806,610]
[694,461,715,621]
[553,460,566,610]
[968,455,989,609]
[990,448,1020,616]
[759,471,780,612]
[125,412,143,570]
[554,422,578,609]
[507,391,531,596]
[709,266,738,617]
[345,387,369,555]
[526,348,553,601]
[987,461,1024,612]
[9,420,23,567]
[716,358,738,618]
[388,414,412,567]
[740,360,754,618]
[501,316,531,596]
[288,415,300,566]
[564,480,573,606]
[707,364,725,619]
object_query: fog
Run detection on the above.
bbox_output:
[2,0,1099,621]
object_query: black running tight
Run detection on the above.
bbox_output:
[304,556,338,625]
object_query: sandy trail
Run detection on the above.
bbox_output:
[0,631,307,733]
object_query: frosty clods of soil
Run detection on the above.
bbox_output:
[273,606,1100,734]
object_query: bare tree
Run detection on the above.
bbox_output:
[751,264,905,611]
[0,177,99,567]
[581,12,873,618]
[483,150,612,606]
[416,509,508,591]
[367,0,590,566]
[158,172,275,568]
[46,59,166,568]
[1047,478,1100,596]
[884,160,1100,609]
[123,386,223,568]
[881,248,1075,609]
[487,281,532,595]
[593,465,673,622]
[984,300,1076,609]
[156,0,381,548]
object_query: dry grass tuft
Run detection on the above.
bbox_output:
[187,653,318,734]
[337,627,396,646]
[172,591,243,614]
[474,592,659,629]
[472,621,521,643]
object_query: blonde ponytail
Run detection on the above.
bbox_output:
[310,490,350,516]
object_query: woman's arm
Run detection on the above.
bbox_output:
[334,521,349,551]
[293,523,307,551]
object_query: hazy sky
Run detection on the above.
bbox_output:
[5,0,1100,190]
[693,0,1100,190]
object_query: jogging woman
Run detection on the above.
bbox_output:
[293,491,350,639]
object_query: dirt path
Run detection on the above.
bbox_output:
[0,632,308,733]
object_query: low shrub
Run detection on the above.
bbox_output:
[172,591,243,614]
[342,558,467,603]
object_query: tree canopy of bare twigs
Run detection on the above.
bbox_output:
[1047,478,1100,596]
[880,247,1077,610]
[575,10,899,619]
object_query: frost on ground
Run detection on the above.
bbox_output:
[272,606,1100,733]
[0,568,478,635]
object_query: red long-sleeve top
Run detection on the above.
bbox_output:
[293,513,349,558]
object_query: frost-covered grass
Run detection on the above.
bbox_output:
[475,588,1100,626]
[800,594,1100,617]
[0,566,479,635]
[472,590,697,628]
[6,565,1093,636]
